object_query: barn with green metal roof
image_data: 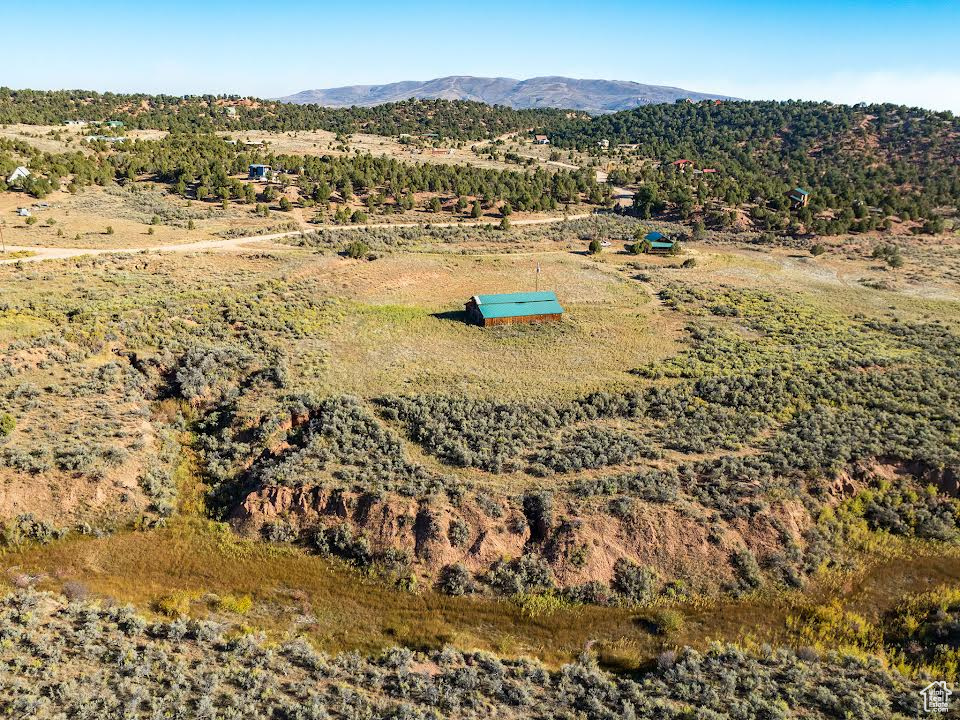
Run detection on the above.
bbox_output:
[465,291,564,327]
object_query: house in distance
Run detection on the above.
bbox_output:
[788,186,810,209]
[465,291,564,327]
[249,164,272,180]
[640,231,678,254]
[6,166,30,184]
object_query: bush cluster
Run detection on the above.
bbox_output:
[0,590,921,719]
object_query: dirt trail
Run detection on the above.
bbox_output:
[0,213,593,265]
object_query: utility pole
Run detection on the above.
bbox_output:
[535,262,540,292]
[0,221,5,254]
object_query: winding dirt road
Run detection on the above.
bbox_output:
[0,213,593,265]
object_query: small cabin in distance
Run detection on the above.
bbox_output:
[788,187,810,209]
[465,291,564,327]
[533,135,550,145]
[249,164,271,180]
[641,231,677,254]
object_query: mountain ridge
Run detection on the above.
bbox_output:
[277,75,736,113]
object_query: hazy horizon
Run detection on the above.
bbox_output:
[4,0,959,113]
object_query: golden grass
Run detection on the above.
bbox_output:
[306,252,680,399]
[0,185,283,250]
[3,519,957,669]
[0,312,54,343]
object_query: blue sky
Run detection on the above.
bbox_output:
[6,1,960,112]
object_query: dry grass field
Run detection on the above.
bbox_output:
[0,123,165,153]
[0,185,294,249]
[298,251,675,399]
[1,183,592,255]
[220,128,598,176]
[223,129,517,171]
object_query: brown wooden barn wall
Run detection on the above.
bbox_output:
[481,313,562,327]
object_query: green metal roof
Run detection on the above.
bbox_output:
[477,299,565,319]
[471,291,564,319]
[648,241,675,249]
[645,231,666,241]
[791,187,809,196]
[474,291,557,305]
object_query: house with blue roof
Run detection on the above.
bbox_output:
[788,187,810,208]
[465,291,564,327]
[641,231,678,254]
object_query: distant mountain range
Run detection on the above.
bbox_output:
[277,76,736,114]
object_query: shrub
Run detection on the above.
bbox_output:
[872,243,903,268]
[216,593,253,614]
[62,581,89,602]
[155,591,195,617]
[588,238,602,254]
[0,514,65,546]
[437,563,474,596]
[345,239,370,259]
[447,519,470,547]
[309,523,372,566]
[564,581,612,605]
[485,555,554,595]
[522,491,554,542]
[612,559,659,604]
[0,413,14,438]
[608,496,634,520]
[261,519,298,543]
[529,427,656,473]
[731,549,763,592]
[650,608,684,635]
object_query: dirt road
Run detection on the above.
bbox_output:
[0,213,594,265]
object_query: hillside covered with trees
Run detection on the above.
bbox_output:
[0,133,602,218]
[0,88,567,140]
[539,100,960,235]
[4,89,958,236]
